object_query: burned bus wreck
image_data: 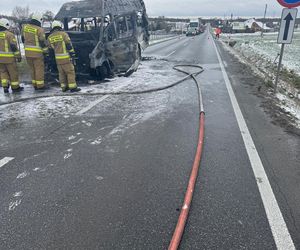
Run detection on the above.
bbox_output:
[50,0,150,80]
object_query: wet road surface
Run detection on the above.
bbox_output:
[0,30,299,249]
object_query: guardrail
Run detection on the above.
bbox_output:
[150,33,178,41]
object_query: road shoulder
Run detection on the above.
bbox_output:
[217,40,300,248]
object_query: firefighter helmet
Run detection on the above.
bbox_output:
[31,13,43,23]
[0,18,10,29]
[51,20,63,30]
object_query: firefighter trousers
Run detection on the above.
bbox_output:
[0,62,20,90]
[26,57,45,89]
[57,63,77,90]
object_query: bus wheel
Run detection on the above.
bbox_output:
[96,65,108,81]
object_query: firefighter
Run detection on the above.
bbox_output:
[47,21,80,92]
[0,18,23,93]
[22,13,48,90]
[215,28,222,39]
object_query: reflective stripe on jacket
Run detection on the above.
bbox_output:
[22,24,48,58]
[48,31,75,65]
[0,31,20,64]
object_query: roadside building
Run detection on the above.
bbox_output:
[172,22,188,33]
[231,22,246,33]
[244,18,272,32]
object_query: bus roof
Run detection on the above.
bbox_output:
[55,0,146,19]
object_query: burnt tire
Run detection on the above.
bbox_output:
[96,65,108,81]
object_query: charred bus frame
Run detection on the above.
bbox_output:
[50,0,150,80]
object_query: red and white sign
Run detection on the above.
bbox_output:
[277,0,300,8]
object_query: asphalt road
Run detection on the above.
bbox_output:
[0,30,299,249]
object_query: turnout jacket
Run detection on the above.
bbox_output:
[0,30,21,64]
[22,23,48,58]
[47,30,75,65]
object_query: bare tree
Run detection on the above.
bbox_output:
[12,5,30,20]
[43,10,55,21]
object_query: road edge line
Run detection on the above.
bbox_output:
[212,38,295,250]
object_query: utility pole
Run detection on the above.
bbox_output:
[274,8,298,93]
[261,4,268,37]
[274,43,285,92]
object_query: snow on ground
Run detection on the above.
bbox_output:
[220,32,300,128]
[276,93,300,123]
[222,32,300,76]
[0,58,191,151]
[0,59,184,122]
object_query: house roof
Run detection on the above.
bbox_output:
[244,18,271,30]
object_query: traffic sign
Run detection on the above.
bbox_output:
[277,0,300,8]
[278,8,298,44]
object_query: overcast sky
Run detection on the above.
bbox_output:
[1,0,296,18]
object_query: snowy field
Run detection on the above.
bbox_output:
[223,32,300,75]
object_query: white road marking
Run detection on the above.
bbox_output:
[212,38,295,250]
[76,84,126,116]
[0,157,14,169]
[76,95,110,115]
[166,50,177,58]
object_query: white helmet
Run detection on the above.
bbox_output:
[0,18,10,29]
[52,20,63,29]
[31,13,43,23]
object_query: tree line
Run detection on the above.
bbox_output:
[1,5,55,22]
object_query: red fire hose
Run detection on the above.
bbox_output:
[169,65,205,250]
[169,111,205,250]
